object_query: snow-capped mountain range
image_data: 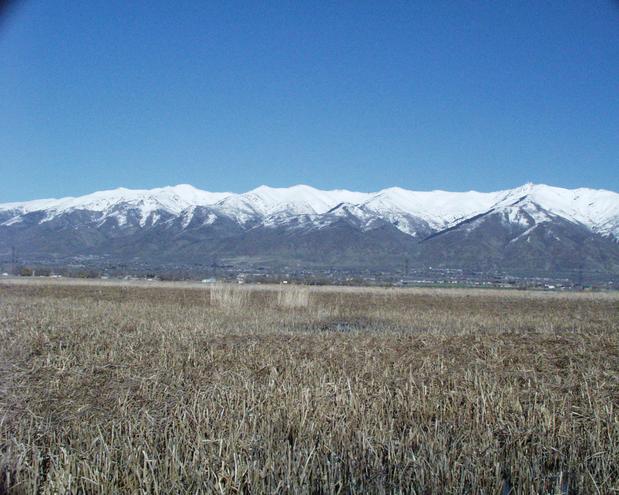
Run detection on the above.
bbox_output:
[2,183,619,237]
[1,183,619,278]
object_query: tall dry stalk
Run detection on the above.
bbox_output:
[209,283,250,309]
[276,285,311,308]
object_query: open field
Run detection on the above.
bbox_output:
[1,280,618,493]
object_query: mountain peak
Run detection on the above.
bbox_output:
[165,183,201,193]
[1,183,618,238]
[2,183,619,277]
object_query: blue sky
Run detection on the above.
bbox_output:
[1,1,618,201]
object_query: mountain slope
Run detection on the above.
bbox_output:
[419,200,619,276]
[1,183,618,278]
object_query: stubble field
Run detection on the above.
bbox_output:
[0,279,618,493]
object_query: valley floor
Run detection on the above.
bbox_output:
[1,280,618,493]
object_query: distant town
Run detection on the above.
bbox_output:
[2,254,616,291]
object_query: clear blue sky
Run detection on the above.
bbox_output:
[1,1,618,202]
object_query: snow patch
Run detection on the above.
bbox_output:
[1,182,618,238]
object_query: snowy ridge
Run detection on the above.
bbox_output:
[2,183,619,238]
[1,184,231,216]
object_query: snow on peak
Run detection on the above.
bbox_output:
[216,184,372,221]
[246,184,371,214]
[1,183,618,237]
[362,187,509,229]
[522,184,619,234]
[0,185,233,227]
[0,185,231,215]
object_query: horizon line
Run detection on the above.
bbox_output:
[3,181,619,206]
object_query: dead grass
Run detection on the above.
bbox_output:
[0,280,618,493]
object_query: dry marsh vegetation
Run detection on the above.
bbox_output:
[0,280,618,493]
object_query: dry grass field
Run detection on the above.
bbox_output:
[0,279,618,494]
